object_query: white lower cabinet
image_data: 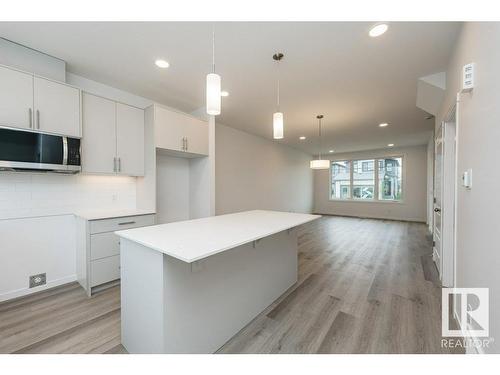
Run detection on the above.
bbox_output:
[76,213,155,296]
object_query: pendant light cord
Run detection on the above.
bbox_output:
[277,60,280,111]
[212,26,216,73]
[318,117,322,160]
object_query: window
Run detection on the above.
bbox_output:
[330,156,403,202]
[330,161,351,199]
[353,159,375,200]
[378,157,402,201]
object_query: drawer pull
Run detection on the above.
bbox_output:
[118,221,136,226]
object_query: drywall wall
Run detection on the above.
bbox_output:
[0,38,66,81]
[436,22,500,353]
[156,153,190,224]
[215,123,314,215]
[313,145,428,222]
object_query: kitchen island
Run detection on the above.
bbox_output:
[115,210,320,353]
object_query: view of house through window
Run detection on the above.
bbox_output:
[353,159,375,199]
[331,161,351,199]
[330,156,403,201]
[378,157,403,200]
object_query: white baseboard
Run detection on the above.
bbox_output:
[313,211,426,223]
[0,274,77,302]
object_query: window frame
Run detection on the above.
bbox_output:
[329,154,405,204]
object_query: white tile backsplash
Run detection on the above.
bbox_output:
[0,172,137,220]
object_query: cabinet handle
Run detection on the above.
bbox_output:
[36,110,40,129]
[28,108,32,128]
[118,157,121,172]
[181,137,185,151]
[118,221,136,226]
[185,137,188,151]
[113,157,117,172]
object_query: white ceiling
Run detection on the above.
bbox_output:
[0,22,461,154]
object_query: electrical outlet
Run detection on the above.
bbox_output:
[29,273,46,288]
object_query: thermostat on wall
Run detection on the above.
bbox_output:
[462,63,475,92]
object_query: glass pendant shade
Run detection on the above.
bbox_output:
[310,159,330,169]
[273,112,284,139]
[206,73,221,116]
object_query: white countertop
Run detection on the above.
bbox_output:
[74,208,156,221]
[115,210,320,263]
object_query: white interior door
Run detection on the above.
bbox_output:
[433,125,443,274]
[433,118,457,288]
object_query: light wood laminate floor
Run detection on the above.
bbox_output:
[0,216,462,354]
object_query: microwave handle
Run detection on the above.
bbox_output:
[62,137,68,166]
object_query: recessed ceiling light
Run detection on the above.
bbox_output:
[369,23,388,38]
[155,59,170,68]
[329,150,334,153]
[221,91,229,97]
[299,136,306,140]
[387,143,394,147]
[379,123,389,127]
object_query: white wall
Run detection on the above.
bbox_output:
[313,145,428,222]
[437,22,500,353]
[0,38,66,81]
[215,123,313,215]
[156,153,190,224]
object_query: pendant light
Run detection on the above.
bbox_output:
[206,27,221,115]
[310,115,330,169]
[272,53,284,139]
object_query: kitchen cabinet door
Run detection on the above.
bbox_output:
[154,106,187,152]
[34,76,81,137]
[185,117,209,156]
[0,65,34,130]
[82,93,117,174]
[116,103,144,176]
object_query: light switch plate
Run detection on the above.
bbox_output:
[462,169,472,189]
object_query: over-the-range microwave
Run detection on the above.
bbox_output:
[0,126,81,174]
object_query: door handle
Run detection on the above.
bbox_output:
[434,208,441,213]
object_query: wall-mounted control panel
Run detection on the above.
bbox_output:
[462,63,475,92]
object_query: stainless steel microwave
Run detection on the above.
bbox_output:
[0,126,81,174]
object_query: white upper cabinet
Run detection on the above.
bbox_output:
[155,106,187,152]
[0,65,34,130]
[33,76,81,137]
[116,103,145,176]
[82,92,145,177]
[185,117,209,156]
[82,93,116,174]
[154,106,208,156]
